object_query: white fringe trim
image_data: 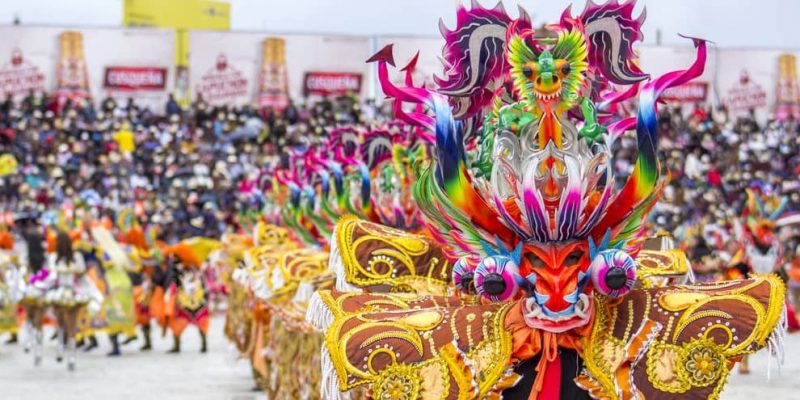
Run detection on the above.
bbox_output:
[271,265,285,292]
[766,303,788,380]
[292,281,316,305]
[320,345,340,400]
[327,225,360,293]
[679,251,696,284]
[305,291,334,332]
[684,267,696,285]
[251,278,272,301]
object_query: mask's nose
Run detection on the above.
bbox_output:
[542,292,572,314]
[535,73,560,92]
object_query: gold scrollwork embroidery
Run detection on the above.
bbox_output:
[320,290,514,399]
[336,216,450,293]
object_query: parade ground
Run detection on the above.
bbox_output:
[0,315,797,400]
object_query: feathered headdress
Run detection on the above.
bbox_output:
[368,1,707,329]
[372,1,706,260]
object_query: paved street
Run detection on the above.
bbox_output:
[722,335,800,400]
[0,315,798,399]
[0,315,256,400]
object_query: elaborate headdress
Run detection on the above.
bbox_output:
[743,188,788,245]
[371,0,706,332]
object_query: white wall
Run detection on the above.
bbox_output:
[188,30,372,106]
[375,36,443,90]
[0,24,795,123]
[637,45,790,121]
[6,0,800,49]
[0,25,175,110]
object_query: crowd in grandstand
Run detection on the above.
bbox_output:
[648,105,800,232]
[1,90,799,258]
[0,91,391,242]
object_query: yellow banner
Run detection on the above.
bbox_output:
[123,0,230,30]
[124,0,230,98]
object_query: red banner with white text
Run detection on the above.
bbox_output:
[303,71,362,96]
[661,81,709,103]
[104,66,168,91]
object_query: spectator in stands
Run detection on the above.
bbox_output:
[165,93,181,117]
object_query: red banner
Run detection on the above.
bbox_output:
[303,72,362,96]
[661,81,708,103]
[104,66,168,91]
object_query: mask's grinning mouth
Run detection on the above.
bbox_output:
[534,89,562,101]
[522,293,592,332]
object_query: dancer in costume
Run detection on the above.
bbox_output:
[92,226,137,356]
[44,231,101,370]
[0,227,22,344]
[71,210,105,352]
[727,188,794,373]
[231,223,301,390]
[162,239,220,353]
[730,189,787,277]
[309,2,787,399]
[16,212,49,366]
[149,242,171,342]
[118,212,159,351]
[219,232,255,354]
[787,245,800,329]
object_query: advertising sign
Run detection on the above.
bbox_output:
[661,81,708,103]
[195,54,248,104]
[725,70,767,112]
[303,71,362,96]
[0,48,45,96]
[104,66,167,91]
[258,38,289,110]
[55,31,91,99]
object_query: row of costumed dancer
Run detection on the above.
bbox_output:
[218,1,798,399]
[0,208,225,370]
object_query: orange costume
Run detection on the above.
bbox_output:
[161,239,220,353]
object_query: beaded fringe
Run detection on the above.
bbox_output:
[305,291,334,332]
[320,345,340,400]
[327,225,359,293]
[766,303,788,380]
[292,281,315,306]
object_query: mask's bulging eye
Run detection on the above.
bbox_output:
[474,256,521,302]
[522,65,533,78]
[452,256,477,295]
[605,268,628,290]
[560,63,571,76]
[590,249,637,298]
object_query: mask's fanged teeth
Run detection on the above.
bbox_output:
[574,301,586,318]
[575,293,591,318]
[523,298,544,318]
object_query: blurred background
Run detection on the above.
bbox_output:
[0,0,798,122]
